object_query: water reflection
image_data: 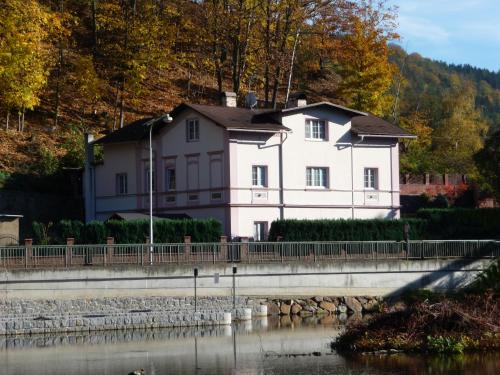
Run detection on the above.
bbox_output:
[1,315,498,375]
[347,352,500,375]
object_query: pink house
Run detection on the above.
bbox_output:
[84,93,415,239]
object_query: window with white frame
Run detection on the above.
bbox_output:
[186,119,199,142]
[165,167,176,191]
[253,222,268,241]
[144,168,155,193]
[252,166,268,187]
[364,168,378,189]
[116,173,128,195]
[306,167,328,188]
[305,119,326,140]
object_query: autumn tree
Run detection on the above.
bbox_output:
[433,77,489,174]
[399,111,433,173]
[96,0,176,128]
[475,130,500,199]
[333,0,398,116]
[0,0,59,131]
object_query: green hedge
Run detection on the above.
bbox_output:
[268,219,428,241]
[31,219,222,244]
[417,208,500,239]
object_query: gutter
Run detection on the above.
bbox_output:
[353,133,417,139]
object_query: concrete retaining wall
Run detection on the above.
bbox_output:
[0,259,492,336]
[0,259,491,300]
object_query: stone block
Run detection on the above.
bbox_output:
[280,303,291,315]
[319,301,336,313]
[267,302,280,316]
[344,297,362,314]
[290,304,302,315]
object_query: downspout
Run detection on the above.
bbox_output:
[279,131,288,220]
[351,135,364,219]
[390,143,394,210]
[84,133,95,222]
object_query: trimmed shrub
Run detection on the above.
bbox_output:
[268,218,428,241]
[31,218,222,244]
[82,221,108,244]
[417,208,500,239]
[53,220,84,244]
[32,221,52,245]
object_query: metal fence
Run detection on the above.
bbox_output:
[0,240,498,269]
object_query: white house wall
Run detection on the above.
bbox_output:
[148,109,227,211]
[91,103,403,238]
[94,143,139,215]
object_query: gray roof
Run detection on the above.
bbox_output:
[94,117,165,145]
[279,101,368,117]
[107,212,191,221]
[94,101,414,145]
[171,103,288,132]
[108,212,159,221]
[351,115,416,138]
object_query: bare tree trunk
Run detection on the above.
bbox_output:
[112,84,119,130]
[21,109,25,132]
[119,80,125,128]
[285,28,300,108]
[92,0,98,57]
[17,111,21,132]
[54,0,64,129]
[187,69,191,98]
[263,1,271,106]
[5,111,9,130]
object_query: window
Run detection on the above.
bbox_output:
[186,119,199,142]
[254,222,268,241]
[306,167,328,188]
[165,167,176,191]
[188,193,199,201]
[364,168,378,189]
[252,166,268,187]
[165,195,176,203]
[144,168,155,193]
[211,191,223,201]
[116,173,128,195]
[305,119,326,140]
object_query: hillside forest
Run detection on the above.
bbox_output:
[1,0,500,197]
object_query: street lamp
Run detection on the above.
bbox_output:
[145,113,173,265]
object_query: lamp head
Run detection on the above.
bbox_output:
[161,114,173,123]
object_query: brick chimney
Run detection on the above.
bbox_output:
[221,92,237,107]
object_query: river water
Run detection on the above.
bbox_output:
[1,316,498,375]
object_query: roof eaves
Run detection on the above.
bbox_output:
[280,102,368,117]
[351,130,417,139]
[227,126,290,133]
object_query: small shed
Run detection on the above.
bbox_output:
[0,214,23,245]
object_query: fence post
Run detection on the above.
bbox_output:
[24,238,33,269]
[219,236,227,262]
[106,237,114,265]
[143,237,149,266]
[66,238,74,267]
[184,236,192,262]
[240,237,249,262]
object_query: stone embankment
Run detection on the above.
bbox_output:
[265,296,381,318]
[0,295,380,336]
[0,296,260,336]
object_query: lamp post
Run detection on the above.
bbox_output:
[145,114,173,265]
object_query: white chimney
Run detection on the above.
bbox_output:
[222,92,237,107]
[287,92,307,108]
